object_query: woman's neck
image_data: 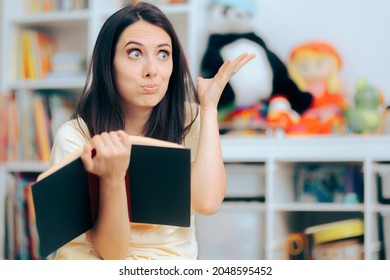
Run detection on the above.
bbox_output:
[123,108,152,137]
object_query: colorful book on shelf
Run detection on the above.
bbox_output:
[21,30,37,79]
[7,95,19,161]
[4,174,17,259]
[31,139,191,257]
[0,95,10,162]
[21,98,37,161]
[24,184,41,260]
[34,30,56,77]
[17,29,56,80]
[33,96,51,161]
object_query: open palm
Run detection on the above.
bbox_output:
[197,52,256,109]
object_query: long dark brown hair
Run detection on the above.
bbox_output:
[74,2,198,144]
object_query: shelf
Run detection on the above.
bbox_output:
[5,161,49,173]
[9,10,90,26]
[221,201,265,211]
[272,203,364,212]
[373,204,390,214]
[221,135,390,162]
[9,76,87,90]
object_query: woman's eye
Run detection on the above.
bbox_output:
[128,49,141,59]
[158,50,169,60]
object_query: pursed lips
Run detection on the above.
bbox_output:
[141,83,160,92]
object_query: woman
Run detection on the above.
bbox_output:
[49,2,254,259]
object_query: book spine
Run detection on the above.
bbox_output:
[87,171,132,223]
[0,95,10,162]
[33,96,51,161]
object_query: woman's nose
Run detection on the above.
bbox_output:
[143,56,157,78]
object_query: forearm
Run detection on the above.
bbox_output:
[191,107,226,215]
[90,178,130,259]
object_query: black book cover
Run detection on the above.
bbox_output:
[31,144,191,257]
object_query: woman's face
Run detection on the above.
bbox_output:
[113,20,173,113]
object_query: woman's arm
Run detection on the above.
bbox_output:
[81,130,132,260]
[191,53,256,215]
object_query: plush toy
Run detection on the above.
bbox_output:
[344,79,383,134]
[200,0,313,129]
[266,95,301,131]
[287,41,348,134]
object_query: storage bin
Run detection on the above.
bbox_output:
[196,202,265,260]
[376,165,390,204]
[224,164,265,200]
[378,212,390,259]
[304,219,364,260]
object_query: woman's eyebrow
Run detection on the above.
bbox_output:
[158,43,172,50]
[124,40,142,49]
[124,41,172,49]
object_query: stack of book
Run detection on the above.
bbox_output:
[4,173,42,260]
[46,52,86,79]
[14,29,57,80]
[1,91,75,162]
[23,0,89,13]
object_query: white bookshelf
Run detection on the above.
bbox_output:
[209,135,390,260]
[0,0,204,260]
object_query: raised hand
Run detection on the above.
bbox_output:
[197,52,256,109]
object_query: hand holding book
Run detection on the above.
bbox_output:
[32,134,191,257]
[81,130,131,185]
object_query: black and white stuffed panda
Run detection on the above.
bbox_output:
[200,0,313,122]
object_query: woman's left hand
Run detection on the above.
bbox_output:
[197,52,256,109]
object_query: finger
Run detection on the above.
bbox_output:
[223,52,248,76]
[100,132,115,148]
[215,58,234,80]
[217,53,253,82]
[228,53,255,75]
[91,134,105,150]
[108,131,123,148]
[234,53,256,69]
[81,144,94,172]
[116,130,132,148]
[91,134,111,159]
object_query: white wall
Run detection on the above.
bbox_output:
[251,0,390,103]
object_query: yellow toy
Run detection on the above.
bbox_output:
[288,41,348,134]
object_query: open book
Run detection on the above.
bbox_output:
[31,136,191,257]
